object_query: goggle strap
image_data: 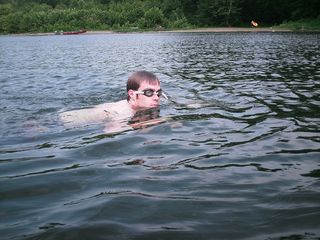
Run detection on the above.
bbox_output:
[162,92,168,100]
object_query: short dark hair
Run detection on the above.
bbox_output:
[127,71,160,100]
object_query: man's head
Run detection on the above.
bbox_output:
[127,71,162,110]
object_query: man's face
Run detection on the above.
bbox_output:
[131,81,161,110]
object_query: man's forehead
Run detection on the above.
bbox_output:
[139,81,160,89]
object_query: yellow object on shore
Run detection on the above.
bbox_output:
[251,20,258,27]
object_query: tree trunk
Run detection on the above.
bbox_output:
[226,0,233,26]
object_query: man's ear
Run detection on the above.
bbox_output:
[128,90,135,100]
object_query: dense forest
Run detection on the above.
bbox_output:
[0,0,319,33]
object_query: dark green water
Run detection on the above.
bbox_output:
[0,32,319,240]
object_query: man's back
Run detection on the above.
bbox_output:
[60,100,133,127]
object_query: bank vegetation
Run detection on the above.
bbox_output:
[0,0,319,34]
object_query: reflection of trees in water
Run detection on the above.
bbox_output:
[103,108,167,134]
[129,108,160,124]
[128,108,168,130]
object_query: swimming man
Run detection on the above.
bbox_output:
[60,71,168,132]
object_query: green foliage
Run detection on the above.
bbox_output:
[143,7,164,28]
[0,0,319,33]
[277,17,320,31]
[239,0,292,25]
[197,0,241,26]
[0,3,13,15]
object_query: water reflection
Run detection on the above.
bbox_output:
[0,33,319,240]
[128,107,167,129]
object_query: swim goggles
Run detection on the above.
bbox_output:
[135,89,168,99]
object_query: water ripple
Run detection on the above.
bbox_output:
[0,33,319,240]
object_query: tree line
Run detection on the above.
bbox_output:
[0,0,319,33]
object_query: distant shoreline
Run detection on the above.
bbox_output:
[160,27,293,33]
[6,27,297,36]
[88,27,293,34]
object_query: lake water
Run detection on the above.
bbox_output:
[0,32,319,240]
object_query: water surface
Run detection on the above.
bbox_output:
[0,32,320,240]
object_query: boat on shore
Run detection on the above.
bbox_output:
[54,29,86,35]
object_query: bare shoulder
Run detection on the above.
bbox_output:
[101,100,133,119]
[60,105,106,127]
[59,100,132,127]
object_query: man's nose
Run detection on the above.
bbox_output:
[152,94,160,100]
